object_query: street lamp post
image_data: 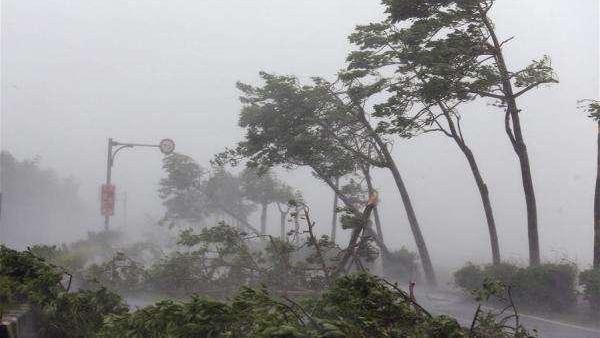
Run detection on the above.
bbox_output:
[102,138,175,230]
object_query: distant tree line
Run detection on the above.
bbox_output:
[0,151,86,246]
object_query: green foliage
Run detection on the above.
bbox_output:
[2,244,536,338]
[83,253,147,293]
[580,99,600,121]
[229,72,371,180]
[383,247,419,282]
[98,273,473,338]
[159,153,208,222]
[345,0,557,137]
[0,246,64,306]
[159,154,260,231]
[0,245,127,338]
[454,262,578,311]
[38,287,128,338]
[151,223,339,296]
[29,231,161,293]
[240,168,294,206]
[579,268,600,312]
[98,296,232,338]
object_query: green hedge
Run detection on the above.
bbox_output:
[454,262,578,311]
[579,268,600,312]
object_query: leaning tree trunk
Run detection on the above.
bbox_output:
[386,159,436,285]
[460,145,501,265]
[331,177,340,242]
[481,11,540,266]
[280,210,287,240]
[358,111,436,285]
[363,166,388,254]
[595,120,600,269]
[315,170,387,274]
[260,203,268,235]
[503,71,539,266]
[440,108,501,265]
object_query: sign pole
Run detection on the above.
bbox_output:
[101,138,174,231]
[104,138,113,231]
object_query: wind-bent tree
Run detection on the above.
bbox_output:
[159,153,208,223]
[344,14,501,265]
[219,73,432,281]
[159,154,258,233]
[583,100,600,268]
[308,77,436,284]
[215,73,392,269]
[355,0,557,265]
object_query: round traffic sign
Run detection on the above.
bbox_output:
[159,138,175,154]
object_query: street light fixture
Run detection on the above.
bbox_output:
[101,138,175,230]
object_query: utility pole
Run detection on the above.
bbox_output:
[102,138,175,231]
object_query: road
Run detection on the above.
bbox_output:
[415,290,600,338]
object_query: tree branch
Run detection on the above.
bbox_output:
[513,79,558,98]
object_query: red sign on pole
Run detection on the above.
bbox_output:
[101,184,116,216]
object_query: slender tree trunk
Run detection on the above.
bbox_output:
[357,111,436,285]
[331,177,340,242]
[386,158,436,285]
[595,121,600,269]
[440,109,501,265]
[363,166,388,253]
[316,170,387,273]
[280,210,287,240]
[461,145,501,265]
[260,203,268,235]
[480,10,540,265]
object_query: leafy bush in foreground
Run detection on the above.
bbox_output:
[99,273,466,338]
[3,244,537,338]
[454,262,577,311]
[99,273,536,338]
[0,245,128,338]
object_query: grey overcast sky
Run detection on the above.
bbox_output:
[1,0,599,268]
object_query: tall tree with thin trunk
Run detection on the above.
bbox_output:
[583,100,600,268]
[309,78,436,284]
[374,0,557,265]
[330,177,340,242]
[345,22,502,264]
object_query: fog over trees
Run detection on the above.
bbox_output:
[0,1,599,336]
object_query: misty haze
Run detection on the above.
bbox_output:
[1,1,599,337]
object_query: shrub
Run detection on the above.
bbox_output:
[99,273,470,338]
[454,262,578,312]
[512,263,577,311]
[0,245,128,338]
[579,268,600,312]
[454,263,484,291]
[383,247,419,282]
[37,287,128,338]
